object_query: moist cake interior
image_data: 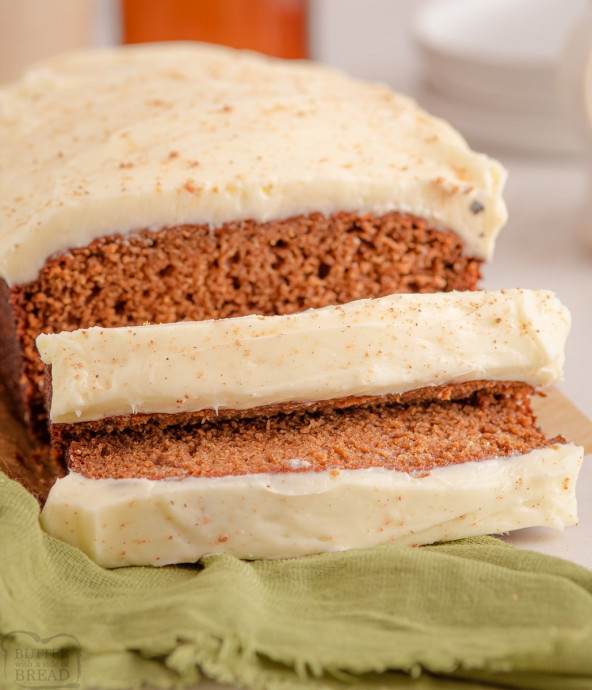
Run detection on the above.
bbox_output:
[59,382,558,481]
[2,211,481,440]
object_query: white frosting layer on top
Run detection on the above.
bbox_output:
[0,43,507,285]
[40,443,583,567]
[36,289,570,424]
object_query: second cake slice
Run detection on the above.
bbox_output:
[37,289,583,567]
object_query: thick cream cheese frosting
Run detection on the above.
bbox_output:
[36,289,569,424]
[40,443,583,567]
[0,42,507,286]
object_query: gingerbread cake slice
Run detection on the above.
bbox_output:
[37,289,583,568]
[0,43,507,438]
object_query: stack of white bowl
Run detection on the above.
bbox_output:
[413,0,588,156]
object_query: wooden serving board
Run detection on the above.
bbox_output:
[531,387,592,455]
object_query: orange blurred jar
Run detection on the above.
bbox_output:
[122,0,308,59]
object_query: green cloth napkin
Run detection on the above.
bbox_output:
[1,472,592,690]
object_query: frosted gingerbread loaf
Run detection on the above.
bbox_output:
[37,289,582,567]
[0,43,507,438]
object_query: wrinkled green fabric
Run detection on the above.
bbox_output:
[1,471,591,690]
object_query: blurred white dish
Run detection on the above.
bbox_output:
[413,0,587,155]
[415,83,580,157]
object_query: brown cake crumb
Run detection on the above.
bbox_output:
[64,383,556,481]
